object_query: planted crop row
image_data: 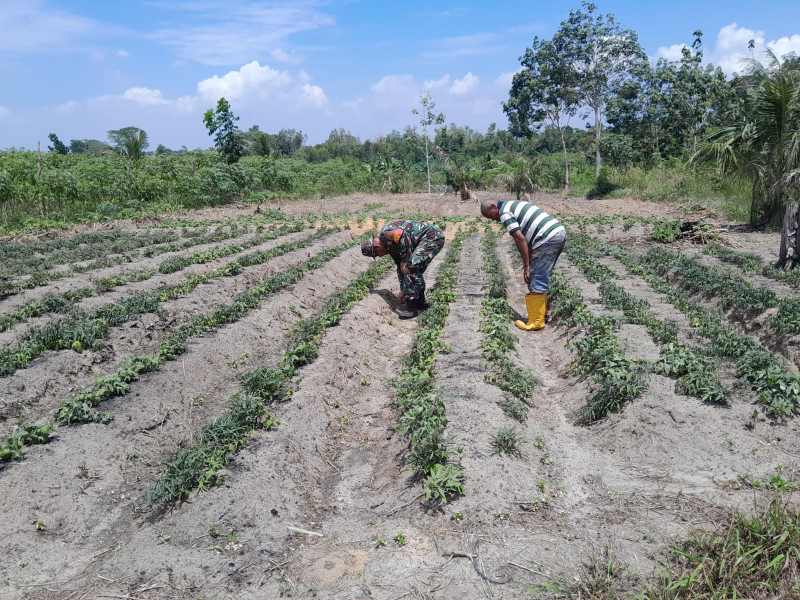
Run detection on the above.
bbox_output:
[0,228,333,377]
[0,223,275,299]
[705,243,800,289]
[393,227,473,504]
[1,229,178,278]
[156,222,303,274]
[575,234,800,417]
[548,269,649,423]
[0,229,153,262]
[0,252,139,299]
[138,223,262,259]
[0,267,155,333]
[147,255,393,506]
[479,227,538,421]
[642,246,800,335]
[558,213,656,230]
[0,223,306,333]
[567,232,728,405]
[1,233,372,462]
[55,232,371,426]
[642,247,781,317]
[140,208,298,229]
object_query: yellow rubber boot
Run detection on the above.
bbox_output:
[515,293,546,331]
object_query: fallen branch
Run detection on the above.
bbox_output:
[287,525,323,537]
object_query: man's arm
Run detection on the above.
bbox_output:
[511,230,531,284]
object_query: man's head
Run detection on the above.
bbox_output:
[480,201,500,222]
[360,236,387,258]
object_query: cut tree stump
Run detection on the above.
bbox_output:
[776,200,800,270]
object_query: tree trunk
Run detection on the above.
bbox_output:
[776,199,800,270]
[558,124,569,196]
[594,105,601,180]
[425,136,431,194]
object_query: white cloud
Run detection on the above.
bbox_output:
[767,34,800,60]
[711,23,763,73]
[122,87,168,106]
[300,84,328,108]
[196,61,293,102]
[423,75,450,89]
[494,71,519,89]
[175,95,198,113]
[54,100,77,113]
[341,97,364,110]
[271,48,301,64]
[0,1,108,53]
[0,106,9,117]
[653,43,688,63]
[656,24,800,75]
[421,33,503,59]
[712,24,800,74]
[450,72,479,96]
[150,3,334,66]
[117,49,130,58]
[370,74,416,96]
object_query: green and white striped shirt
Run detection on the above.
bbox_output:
[498,200,564,249]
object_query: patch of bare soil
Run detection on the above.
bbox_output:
[0,241,393,599]
[501,235,800,580]
[2,193,799,600]
[0,228,314,347]
[0,230,353,434]
[0,225,270,316]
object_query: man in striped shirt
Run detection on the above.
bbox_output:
[480,200,566,331]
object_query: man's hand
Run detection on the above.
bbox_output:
[510,230,531,285]
[400,262,411,275]
[398,291,406,303]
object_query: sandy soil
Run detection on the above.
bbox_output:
[1,192,798,600]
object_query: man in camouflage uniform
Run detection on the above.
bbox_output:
[361,219,445,319]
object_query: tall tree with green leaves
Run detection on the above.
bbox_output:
[107,127,149,161]
[504,36,581,193]
[47,133,69,155]
[203,97,243,164]
[693,50,800,226]
[666,31,729,154]
[555,1,646,179]
[412,91,445,193]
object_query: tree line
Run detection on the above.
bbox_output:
[10,0,800,231]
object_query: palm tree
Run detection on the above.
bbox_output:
[120,129,148,163]
[692,50,800,227]
[497,155,542,199]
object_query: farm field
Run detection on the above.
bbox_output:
[1,192,799,600]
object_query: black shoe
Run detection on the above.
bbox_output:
[416,291,429,311]
[397,305,420,319]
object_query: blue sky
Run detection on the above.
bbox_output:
[2,0,800,150]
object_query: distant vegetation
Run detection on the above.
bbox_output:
[5,0,800,232]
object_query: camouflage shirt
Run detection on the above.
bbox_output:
[378,220,443,268]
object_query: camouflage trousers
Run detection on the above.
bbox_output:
[398,229,445,300]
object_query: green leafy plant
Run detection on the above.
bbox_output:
[491,426,526,457]
[650,219,683,242]
[424,464,465,504]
